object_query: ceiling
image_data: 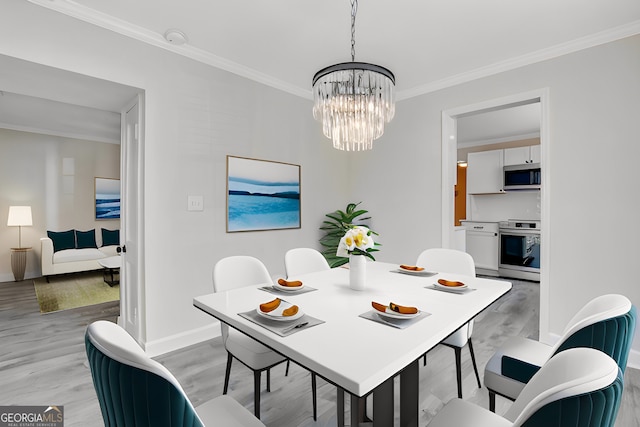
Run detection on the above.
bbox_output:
[457,102,541,146]
[4,0,640,143]
[29,0,640,98]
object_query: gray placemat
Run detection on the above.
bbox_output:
[239,309,325,337]
[259,285,318,296]
[425,285,477,295]
[359,309,431,329]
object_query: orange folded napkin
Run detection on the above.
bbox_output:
[259,298,281,313]
[282,305,299,317]
[259,298,299,316]
[277,278,303,287]
[389,302,418,314]
[371,301,418,315]
[399,264,425,271]
[437,278,465,288]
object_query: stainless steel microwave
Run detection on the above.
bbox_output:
[503,163,541,190]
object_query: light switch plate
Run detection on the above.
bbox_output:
[187,195,204,211]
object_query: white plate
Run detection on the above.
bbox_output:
[396,268,436,276]
[272,281,305,292]
[434,281,468,290]
[375,307,420,320]
[257,300,304,322]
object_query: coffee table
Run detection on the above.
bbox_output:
[98,256,121,286]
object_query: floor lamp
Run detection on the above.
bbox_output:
[7,206,32,281]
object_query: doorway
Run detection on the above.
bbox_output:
[0,54,145,341]
[441,89,551,340]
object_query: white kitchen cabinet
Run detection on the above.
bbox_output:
[462,221,499,273]
[504,145,540,165]
[467,149,504,194]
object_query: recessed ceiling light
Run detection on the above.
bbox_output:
[164,29,188,45]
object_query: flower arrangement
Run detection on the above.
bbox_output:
[319,202,380,267]
[336,225,379,261]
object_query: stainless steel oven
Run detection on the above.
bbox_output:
[498,219,540,281]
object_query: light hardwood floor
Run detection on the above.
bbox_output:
[1,277,639,426]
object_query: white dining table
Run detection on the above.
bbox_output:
[194,261,511,427]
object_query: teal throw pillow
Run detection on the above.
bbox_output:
[101,228,120,246]
[47,230,76,252]
[76,229,97,249]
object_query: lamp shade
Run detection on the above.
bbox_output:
[7,206,33,227]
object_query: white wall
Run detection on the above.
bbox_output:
[358,35,640,361]
[2,1,639,362]
[0,129,120,282]
[0,0,348,354]
[468,191,541,222]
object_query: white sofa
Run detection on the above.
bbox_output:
[40,231,119,280]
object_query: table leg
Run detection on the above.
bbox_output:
[350,394,360,427]
[400,359,419,427]
[102,267,120,286]
[337,388,344,427]
[373,376,394,427]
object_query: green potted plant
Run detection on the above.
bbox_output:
[319,202,379,268]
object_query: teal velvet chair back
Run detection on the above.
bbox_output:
[85,322,204,427]
[554,305,636,374]
[505,348,624,427]
[520,368,624,427]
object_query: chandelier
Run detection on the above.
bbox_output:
[312,0,395,151]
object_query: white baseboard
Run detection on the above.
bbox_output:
[0,273,15,283]
[547,332,640,370]
[627,349,640,370]
[0,271,39,283]
[143,323,220,358]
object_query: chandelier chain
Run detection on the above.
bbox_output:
[350,0,357,62]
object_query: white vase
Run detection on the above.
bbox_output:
[349,254,366,291]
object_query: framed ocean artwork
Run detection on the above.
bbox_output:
[226,156,301,232]
[95,177,121,220]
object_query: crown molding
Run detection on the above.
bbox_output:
[397,20,640,101]
[457,132,541,149]
[27,0,311,99]
[28,1,640,102]
[0,122,120,144]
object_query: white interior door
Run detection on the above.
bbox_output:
[120,94,145,345]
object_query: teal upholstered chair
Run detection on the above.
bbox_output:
[484,294,636,411]
[85,320,265,427]
[428,347,624,427]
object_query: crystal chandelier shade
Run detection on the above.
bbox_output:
[313,63,395,151]
[312,0,396,151]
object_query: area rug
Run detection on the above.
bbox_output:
[33,271,119,314]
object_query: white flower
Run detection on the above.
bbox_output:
[336,226,375,257]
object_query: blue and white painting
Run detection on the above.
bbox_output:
[95,177,121,220]
[227,156,301,232]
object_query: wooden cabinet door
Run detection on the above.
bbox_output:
[467,150,503,194]
[530,144,541,163]
[504,146,530,165]
[504,145,541,165]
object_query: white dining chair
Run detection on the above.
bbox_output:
[366,248,481,422]
[427,348,623,427]
[417,248,481,399]
[283,247,329,420]
[284,247,330,278]
[213,255,312,419]
[86,320,265,427]
[484,293,636,411]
